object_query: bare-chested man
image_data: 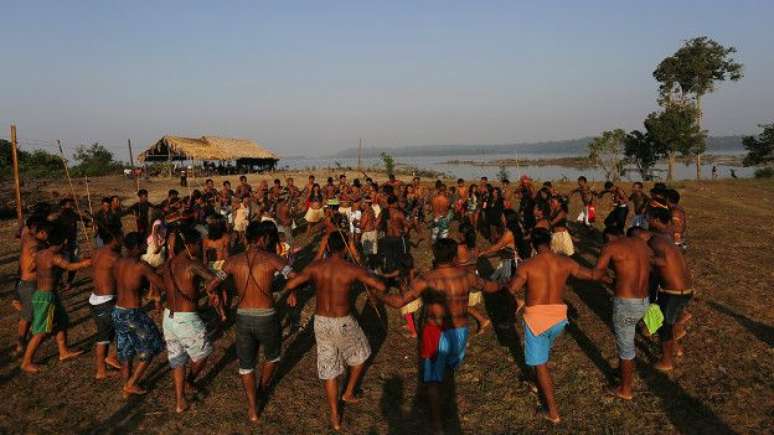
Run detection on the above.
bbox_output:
[112,232,166,396]
[505,229,596,424]
[593,226,653,400]
[285,231,386,431]
[599,181,629,231]
[203,216,231,309]
[161,227,224,413]
[21,228,92,373]
[90,232,123,379]
[275,197,294,245]
[220,221,294,422]
[646,208,693,371]
[629,182,650,228]
[359,197,379,269]
[378,238,499,434]
[14,218,50,356]
[381,195,412,274]
[430,184,451,242]
[570,176,595,227]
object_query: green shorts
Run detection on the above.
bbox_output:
[31,291,69,335]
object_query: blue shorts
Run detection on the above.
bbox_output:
[113,306,164,362]
[422,327,469,383]
[523,319,568,366]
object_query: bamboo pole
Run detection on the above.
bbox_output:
[57,140,94,251]
[128,138,140,191]
[9,125,23,230]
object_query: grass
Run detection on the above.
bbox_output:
[0,175,771,434]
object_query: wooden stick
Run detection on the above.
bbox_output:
[84,176,95,218]
[9,125,23,231]
[57,140,94,251]
[336,228,384,325]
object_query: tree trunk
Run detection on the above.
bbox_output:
[667,151,675,183]
[695,94,703,180]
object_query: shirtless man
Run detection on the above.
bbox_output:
[381,195,412,274]
[15,218,51,356]
[629,182,650,228]
[275,197,294,245]
[236,175,252,199]
[599,181,629,231]
[593,226,652,400]
[666,189,687,249]
[570,176,595,227]
[378,238,499,434]
[203,217,231,309]
[21,228,92,373]
[646,208,693,371]
[161,228,224,413]
[430,184,451,242]
[285,232,386,431]
[112,232,167,396]
[359,198,379,269]
[90,232,123,379]
[506,229,596,424]
[220,221,294,422]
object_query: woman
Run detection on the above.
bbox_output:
[142,220,167,311]
[465,184,479,228]
[455,222,492,335]
[548,196,574,256]
[304,183,325,236]
[532,202,552,232]
[479,209,530,283]
[483,187,505,243]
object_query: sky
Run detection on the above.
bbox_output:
[1,1,773,160]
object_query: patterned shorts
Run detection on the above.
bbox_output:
[313,315,371,380]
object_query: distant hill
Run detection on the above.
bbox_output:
[332,135,745,158]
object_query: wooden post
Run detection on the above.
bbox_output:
[358,137,362,172]
[10,124,23,230]
[57,140,93,251]
[128,138,140,191]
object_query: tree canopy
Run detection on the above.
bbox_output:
[588,129,626,181]
[742,123,774,167]
[71,143,124,177]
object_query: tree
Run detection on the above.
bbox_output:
[624,130,663,181]
[71,142,123,177]
[496,165,510,182]
[588,129,626,181]
[653,36,744,180]
[380,152,395,178]
[742,123,774,166]
[644,103,706,182]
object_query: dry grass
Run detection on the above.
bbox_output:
[0,174,771,434]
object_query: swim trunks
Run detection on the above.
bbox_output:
[613,296,649,360]
[163,309,213,368]
[15,280,35,323]
[657,290,693,341]
[235,308,281,374]
[361,231,378,256]
[30,290,69,335]
[90,295,116,345]
[523,318,568,366]
[431,212,451,242]
[421,325,469,383]
[112,306,164,362]
[314,315,371,380]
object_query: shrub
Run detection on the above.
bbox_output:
[754,167,774,178]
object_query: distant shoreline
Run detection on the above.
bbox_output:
[443,153,745,168]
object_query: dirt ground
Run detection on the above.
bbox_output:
[0,173,772,434]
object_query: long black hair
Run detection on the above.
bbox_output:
[503,209,530,259]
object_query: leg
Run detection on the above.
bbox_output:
[173,366,189,412]
[124,360,150,396]
[15,319,29,355]
[655,333,676,371]
[534,364,560,423]
[468,307,491,335]
[324,378,342,431]
[240,372,259,422]
[95,343,109,379]
[404,313,417,338]
[342,363,366,403]
[21,333,46,373]
[258,360,278,392]
[426,382,443,434]
[55,329,84,361]
[610,358,635,400]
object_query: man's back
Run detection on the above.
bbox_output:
[604,237,651,298]
[114,257,148,307]
[225,248,285,310]
[431,193,450,217]
[418,266,479,327]
[521,252,575,306]
[649,234,692,290]
[307,257,365,317]
[93,246,120,296]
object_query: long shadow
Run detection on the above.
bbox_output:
[708,301,774,347]
[353,285,388,391]
[0,254,19,267]
[564,302,617,385]
[195,342,237,394]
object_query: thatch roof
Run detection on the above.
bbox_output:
[138,135,278,162]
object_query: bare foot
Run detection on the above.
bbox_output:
[11,300,22,311]
[123,384,147,397]
[248,410,260,423]
[653,361,674,372]
[342,393,362,404]
[330,414,342,431]
[59,349,85,362]
[176,402,189,413]
[105,356,122,370]
[477,320,492,336]
[21,362,42,374]
[673,329,687,341]
[606,386,633,401]
[540,411,561,424]
[674,343,685,357]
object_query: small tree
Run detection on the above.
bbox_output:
[380,152,395,178]
[653,36,744,179]
[624,130,663,181]
[644,103,706,182]
[496,165,510,182]
[742,123,774,167]
[72,142,123,177]
[588,129,626,181]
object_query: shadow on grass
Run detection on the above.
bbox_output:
[708,301,773,347]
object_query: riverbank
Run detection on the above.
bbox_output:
[443,153,746,168]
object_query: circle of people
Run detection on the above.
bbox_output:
[14,172,692,431]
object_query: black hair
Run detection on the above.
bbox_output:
[124,231,143,250]
[36,221,54,237]
[633,181,643,188]
[459,222,476,248]
[666,189,680,204]
[207,216,226,240]
[26,215,47,230]
[205,178,213,184]
[543,181,552,188]
[626,226,644,237]
[240,175,247,181]
[168,189,179,197]
[387,195,398,205]
[457,178,464,184]
[604,181,614,190]
[138,189,148,196]
[260,221,279,253]
[245,220,267,244]
[274,179,281,184]
[578,176,587,183]
[531,228,552,250]
[47,226,67,246]
[647,207,672,224]
[503,209,530,259]
[654,182,667,190]
[328,231,347,253]
[101,197,111,204]
[603,225,624,239]
[432,238,458,265]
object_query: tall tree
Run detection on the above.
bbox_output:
[624,129,663,181]
[742,123,774,166]
[644,103,706,182]
[588,129,626,181]
[653,36,743,180]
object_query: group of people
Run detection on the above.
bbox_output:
[12,171,693,432]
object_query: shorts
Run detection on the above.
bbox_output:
[90,299,116,345]
[31,291,69,335]
[613,297,649,360]
[163,309,213,368]
[550,231,575,256]
[431,214,451,242]
[314,315,371,380]
[657,292,692,341]
[422,327,469,383]
[631,214,647,229]
[112,306,164,362]
[468,291,483,307]
[236,311,281,374]
[361,231,378,256]
[523,319,568,366]
[15,280,35,323]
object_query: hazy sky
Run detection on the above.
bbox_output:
[2,1,773,159]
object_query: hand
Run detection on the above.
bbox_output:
[287,292,297,308]
[602,275,614,285]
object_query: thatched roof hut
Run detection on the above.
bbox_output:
[138,135,278,168]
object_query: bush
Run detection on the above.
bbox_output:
[380,152,395,178]
[754,167,774,178]
[70,143,124,177]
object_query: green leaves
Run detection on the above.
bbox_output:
[587,129,626,181]
[742,123,774,167]
[380,152,395,178]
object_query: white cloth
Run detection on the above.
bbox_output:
[89,293,115,306]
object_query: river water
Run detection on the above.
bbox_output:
[279,152,752,181]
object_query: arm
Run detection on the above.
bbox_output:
[549,210,567,227]
[315,232,330,260]
[139,263,167,291]
[53,255,93,271]
[479,232,512,257]
[592,246,613,282]
[507,266,528,296]
[569,259,594,281]
[379,277,426,308]
[357,267,386,292]
[471,273,501,294]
